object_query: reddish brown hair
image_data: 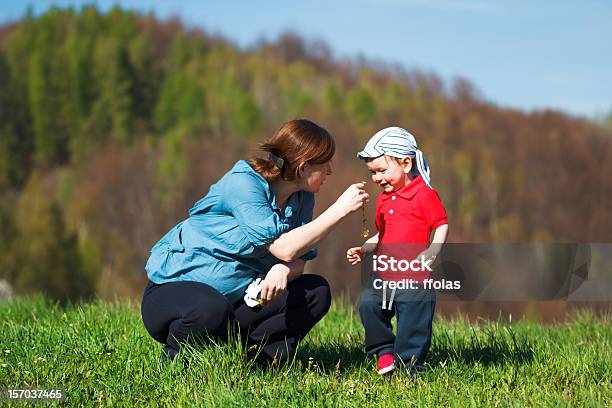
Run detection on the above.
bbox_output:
[249,119,335,182]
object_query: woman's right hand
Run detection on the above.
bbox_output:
[334,182,369,216]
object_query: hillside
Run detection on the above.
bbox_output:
[0,297,610,405]
[0,6,611,301]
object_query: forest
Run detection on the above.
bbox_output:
[0,6,611,303]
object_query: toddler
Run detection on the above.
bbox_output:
[347,127,448,375]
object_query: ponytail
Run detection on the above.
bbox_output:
[249,143,285,182]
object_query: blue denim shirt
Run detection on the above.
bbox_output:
[145,160,317,303]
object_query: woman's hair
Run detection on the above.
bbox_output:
[250,119,335,182]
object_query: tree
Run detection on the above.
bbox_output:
[27,9,76,164]
[0,53,32,188]
[154,72,205,134]
[155,127,189,210]
[345,87,375,126]
[12,174,94,302]
[231,92,261,136]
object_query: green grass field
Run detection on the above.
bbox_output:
[0,297,610,406]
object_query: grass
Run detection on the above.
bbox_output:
[0,296,610,407]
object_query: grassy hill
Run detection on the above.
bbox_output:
[1,297,610,406]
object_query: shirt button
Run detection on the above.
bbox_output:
[392,196,397,200]
[389,209,394,214]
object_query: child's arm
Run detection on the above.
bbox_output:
[361,233,379,253]
[421,224,449,261]
[346,233,379,265]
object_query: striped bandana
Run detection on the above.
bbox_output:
[356,126,431,188]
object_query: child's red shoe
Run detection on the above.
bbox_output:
[376,353,395,375]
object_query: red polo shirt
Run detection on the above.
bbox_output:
[375,176,448,282]
[376,175,448,244]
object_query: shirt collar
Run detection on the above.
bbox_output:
[380,175,426,201]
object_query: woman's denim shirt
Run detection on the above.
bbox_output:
[145,160,317,303]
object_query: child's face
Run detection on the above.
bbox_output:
[366,156,412,193]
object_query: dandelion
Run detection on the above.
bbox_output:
[69,323,74,327]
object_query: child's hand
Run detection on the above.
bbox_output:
[416,248,439,264]
[346,246,363,265]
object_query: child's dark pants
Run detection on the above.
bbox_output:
[141,274,331,362]
[359,285,436,372]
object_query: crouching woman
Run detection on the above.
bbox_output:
[141,119,368,363]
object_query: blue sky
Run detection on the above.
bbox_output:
[2,0,611,118]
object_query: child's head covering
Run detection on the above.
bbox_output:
[357,126,431,187]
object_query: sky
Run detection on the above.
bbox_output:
[1,0,611,118]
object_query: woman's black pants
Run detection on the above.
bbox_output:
[141,274,331,362]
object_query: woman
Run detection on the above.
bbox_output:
[141,119,368,363]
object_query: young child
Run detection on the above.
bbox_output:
[347,126,448,375]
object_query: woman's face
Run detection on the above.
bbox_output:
[366,155,412,193]
[300,160,333,193]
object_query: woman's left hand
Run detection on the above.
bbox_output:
[260,264,290,304]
